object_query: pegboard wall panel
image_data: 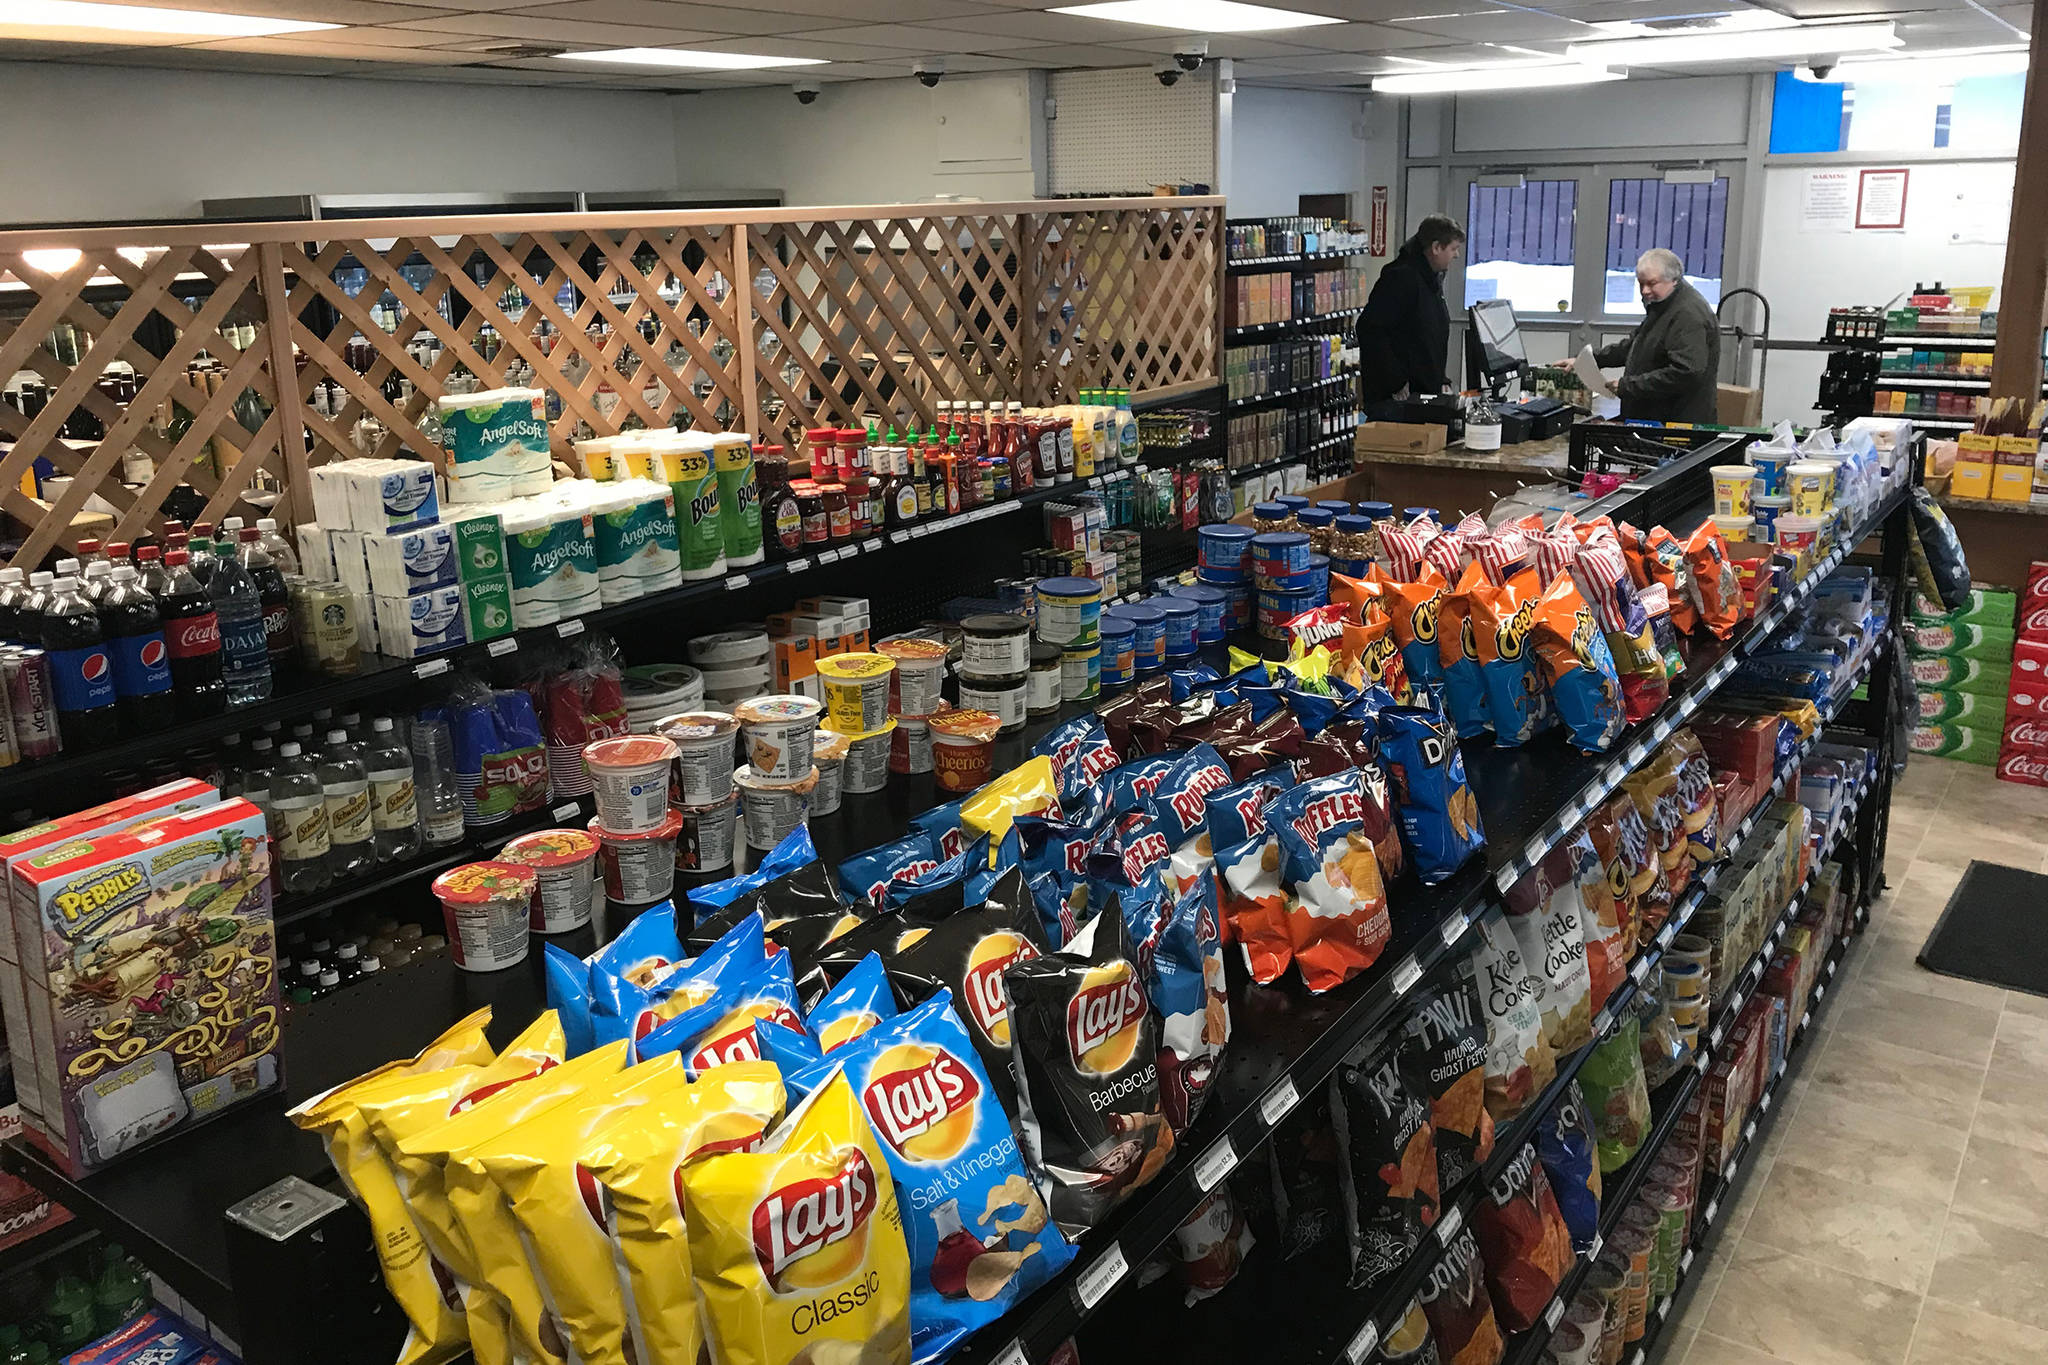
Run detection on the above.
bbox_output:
[1047,68,1217,197]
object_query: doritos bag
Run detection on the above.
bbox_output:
[1381,565,1450,690]
[1378,707,1485,884]
[1468,914,1555,1123]
[1418,1226,1505,1365]
[1682,521,1742,639]
[1269,771,1392,993]
[1003,909,1176,1236]
[787,991,1077,1363]
[1439,563,1494,740]
[1332,1033,1440,1290]
[679,1073,913,1365]
[1468,570,1550,747]
[1529,573,1626,754]
[1471,1141,1574,1332]
[1504,846,1594,1056]
[585,1064,787,1365]
[1400,972,1496,1192]
[1534,1080,1601,1253]
[1152,877,1230,1134]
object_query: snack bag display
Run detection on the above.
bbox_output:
[1205,769,1296,849]
[1669,730,1720,866]
[1269,771,1392,993]
[1268,1082,1348,1268]
[1418,1226,1505,1365]
[585,1064,787,1365]
[1469,570,1550,747]
[1383,1300,1444,1365]
[679,1072,913,1365]
[787,991,1076,1363]
[1151,877,1230,1134]
[808,951,898,1051]
[606,911,769,1050]
[1400,972,1496,1191]
[645,952,808,1075]
[1566,825,1629,1014]
[1338,614,1412,702]
[1439,563,1495,739]
[961,757,1061,846]
[840,833,944,909]
[1630,526,1696,635]
[1332,1033,1440,1290]
[1031,715,1122,803]
[1382,566,1450,689]
[1471,1141,1574,1332]
[1216,831,1290,985]
[1530,573,1626,754]
[1003,909,1175,1236]
[1577,1017,1651,1173]
[1174,1187,1255,1305]
[1469,915,1555,1122]
[1534,1080,1601,1252]
[1504,848,1594,1055]
[1683,521,1742,639]
[1378,707,1485,884]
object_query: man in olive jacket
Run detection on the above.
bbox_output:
[1591,248,1721,423]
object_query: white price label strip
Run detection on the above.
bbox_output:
[1658,921,1678,948]
[725,574,750,591]
[1802,1011,1812,1030]
[1393,958,1423,996]
[1436,1204,1464,1245]
[1193,1139,1238,1192]
[1702,1199,1719,1225]
[414,658,451,678]
[1260,1077,1300,1127]
[1745,1120,1758,1142]
[1631,956,1651,984]
[552,802,580,821]
[1681,1248,1695,1273]
[557,619,585,638]
[1590,1234,1604,1260]
[993,1343,1029,1365]
[1345,1320,1380,1365]
[486,637,518,656]
[1074,1245,1128,1310]
[1442,914,1468,947]
[786,557,812,573]
[1545,1298,1566,1330]
[1761,1090,1772,1113]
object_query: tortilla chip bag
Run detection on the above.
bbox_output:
[289,1009,496,1365]
[1378,706,1486,885]
[1380,564,1450,690]
[1529,573,1626,754]
[680,1072,913,1365]
[1439,563,1494,740]
[1468,569,1551,747]
[585,1063,787,1365]
[1471,1141,1574,1332]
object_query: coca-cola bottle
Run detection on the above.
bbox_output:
[236,527,297,680]
[159,548,226,718]
[99,564,176,734]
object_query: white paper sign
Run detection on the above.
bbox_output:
[1802,170,1855,232]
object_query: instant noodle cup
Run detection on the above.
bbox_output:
[585,734,680,835]
[655,711,741,807]
[1786,460,1833,516]
[930,708,1000,792]
[676,792,740,873]
[678,1071,913,1365]
[889,715,933,776]
[1709,465,1756,518]
[733,694,823,782]
[591,810,682,905]
[498,828,601,934]
[811,730,848,816]
[816,653,894,735]
[876,637,947,717]
[432,861,539,971]
[841,718,895,794]
[734,764,817,850]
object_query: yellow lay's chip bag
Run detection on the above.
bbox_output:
[479,1056,690,1365]
[960,756,1059,846]
[585,1063,787,1365]
[681,1071,912,1365]
[289,1008,495,1365]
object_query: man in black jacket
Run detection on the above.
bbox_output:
[1356,215,1464,409]
[1589,248,1721,423]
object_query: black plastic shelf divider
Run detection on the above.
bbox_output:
[1226,248,1368,272]
[1225,373,1352,413]
[1226,306,1364,343]
[0,1221,98,1282]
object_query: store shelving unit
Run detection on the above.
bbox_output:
[1225,306,1364,343]
[1223,227,1366,495]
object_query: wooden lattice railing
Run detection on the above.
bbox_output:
[0,197,1222,570]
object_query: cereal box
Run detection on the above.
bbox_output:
[11,800,280,1175]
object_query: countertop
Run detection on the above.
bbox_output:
[1940,492,2048,517]
[1354,432,1573,476]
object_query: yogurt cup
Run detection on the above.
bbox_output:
[816,653,895,734]
[675,791,740,872]
[497,828,600,934]
[1775,513,1823,561]
[735,764,817,850]
[589,810,681,904]
[653,710,741,806]
[1710,514,1755,543]
[584,734,680,835]
[811,730,848,816]
[733,694,824,781]
[1786,461,1834,516]
[431,861,538,972]
[1710,465,1756,518]
[840,719,896,794]
[1747,447,1793,495]
[876,637,948,718]
[930,708,999,792]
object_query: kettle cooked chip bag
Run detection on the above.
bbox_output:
[1503,847,1594,1056]
[1378,707,1485,884]
[1468,570,1551,747]
[1471,1141,1575,1332]
[1269,771,1391,993]
[1399,973,1496,1191]
[1332,1033,1440,1290]
[1529,573,1626,754]
[679,1072,913,1365]
[1468,914,1556,1123]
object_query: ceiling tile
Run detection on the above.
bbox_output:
[1006,41,1150,63]
[1390,9,1601,39]
[392,9,721,41]
[185,32,469,54]
[70,0,458,19]
[710,0,1024,19]
[84,46,362,69]
[1099,32,1325,55]
[760,21,1048,51]
[918,8,1151,42]
[629,32,921,58]
[1275,19,1475,47]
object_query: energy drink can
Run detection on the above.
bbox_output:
[4,648,61,760]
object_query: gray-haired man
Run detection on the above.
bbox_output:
[1584,248,1722,424]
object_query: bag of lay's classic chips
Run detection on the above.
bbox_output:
[477,1056,690,1365]
[642,949,807,1074]
[1468,569,1551,747]
[840,833,943,910]
[783,992,1076,1365]
[1152,877,1229,1134]
[808,951,898,1051]
[1529,573,1626,754]
[1268,771,1390,993]
[1003,908,1175,1237]
[1380,565,1449,689]
[1439,562,1494,740]
[289,1009,496,1365]
[1215,831,1288,984]
[961,757,1060,847]
[680,1072,913,1365]
[1378,707,1485,884]
[584,1063,787,1365]
[1031,715,1121,804]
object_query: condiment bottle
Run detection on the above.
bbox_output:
[757,449,803,560]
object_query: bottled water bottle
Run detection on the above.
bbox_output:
[271,742,331,895]
[410,716,467,849]
[365,717,422,863]
[319,729,376,879]
[209,542,272,705]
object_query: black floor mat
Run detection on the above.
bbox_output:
[1918,860,2048,997]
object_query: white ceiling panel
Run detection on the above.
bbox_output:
[738,0,1032,19]
[75,0,459,17]
[1098,32,1326,55]
[920,7,1166,42]
[757,21,1051,51]
[1293,18,1492,46]
[1392,9,1601,39]
[0,38,128,57]
[391,10,721,42]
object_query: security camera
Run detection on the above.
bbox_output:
[792,80,821,104]
[1807,55,1838,79]
[1154,58,1183,87]
[1174,40,1208,72]
[914,58,945,87]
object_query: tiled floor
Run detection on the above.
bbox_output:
[1662,756,2048,1365]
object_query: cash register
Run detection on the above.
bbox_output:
[1465,298,1574,444]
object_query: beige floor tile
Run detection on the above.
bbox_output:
[1715,1153,1776,1241]
[1911,831,2041,878]
[1926,1211,2048,1332]
[1952,1134,2048,1233]
[1895,759,1957,802]
[1806,1031,1985,1120]
[1740,1162,1948,1293]
[1994,1009,2048,1050]
[1774,1089,1966,1203]
[1852,930,2007,1008]
[1827,992,2002,1066]
[1667,1325,1702,1365]
[2003,990,2048,1019]
[1987,1032,2048,1082]
[1684,1329,1791,1365]
[1968,1081,2048,1157]
[1907,1299,2048,1365]
[1930,793,2048,847]
[1702,1241,1920,1365]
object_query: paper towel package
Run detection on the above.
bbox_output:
[374,585,470,658]
[309,459,439,533]
[497,498,600,627]
[435,388,554,504]
[589,478,682,604]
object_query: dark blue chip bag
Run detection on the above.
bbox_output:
[1204,768,1297,849]
[1536,1079,1601,1251]
[1377,706,1485,884]
[837,831,941,909]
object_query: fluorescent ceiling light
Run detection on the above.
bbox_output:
[0,0,335,36]
[1374,62,1623,91]
[1799,44,2028,81]
[555,47,826,68]
[1567,20,1898,65]
[1049,0,1342,33]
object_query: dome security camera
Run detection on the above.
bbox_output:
[1155,59,1183,87]
[914,58,946,87]
[1807,55,1838,79]
[792,80,821,104]
[1174,40,1208,71]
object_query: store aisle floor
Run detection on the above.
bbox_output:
[1658,756,2048,1365]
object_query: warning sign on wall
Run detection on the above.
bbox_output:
[1371,186,1387,256]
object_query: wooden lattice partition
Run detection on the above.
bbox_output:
[0,197,1221,571]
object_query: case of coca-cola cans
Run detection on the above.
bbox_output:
[1997,562,2048,785]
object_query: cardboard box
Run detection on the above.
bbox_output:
[1918,688,2001,727]
[1717,383,1763,428]
[2005,681,2048,716]
[1906,621,2014,661]
[0,1105,68,1252]
[1354,421,1446,456]
[449,510,509,585]
[461,575,514,642]
[1909,722,2001,764]
[2025,560,2048,607]
[2013,636,2048,682]
[1997,746,2048,786]
[1994,436,2037,503]
[1908,653,2010,697]
[2020,602,2048,642]
[2001,712,2048,754]
[1912,588,2016,628]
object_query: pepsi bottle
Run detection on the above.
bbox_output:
[99,564,175,733]
[42,575,118,751]
[159,548,225,719]
[20,571,56,647]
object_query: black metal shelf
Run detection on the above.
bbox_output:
[1225,373,1352,413]
[1226,306,1363,342]
[1226,248,1368,272]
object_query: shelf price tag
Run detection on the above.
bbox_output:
[1658,920,1678,949]
[1760,1090,1772,1114]
[1802,1011,1812,1031]
[1744,1119,1758,1143]
[1590,1234,1604,1260]
[1259,1077,1300,1127]
[552,802,581,821]
[1680,1248,1695,1274]
[1392,958,1423,996]
[1709,1025,1725,1050]
[486,637,519,657]
[1631,956,1651,985]
[992,1342,1030,1365]
[1344,1320,1380,1365]
[1073,1245,1128,1311]
[556,619,585,638]
[1441,914,1469,948]
[414,658,452,679]
[1193,1138,1239,1192]
[1544,1298,1566,1331]
[724,574,751,591]
[1435,1204,1464,1245]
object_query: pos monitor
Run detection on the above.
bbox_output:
[1465,297,1527,396]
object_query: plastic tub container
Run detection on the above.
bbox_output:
[1120,602,1168,674]
[1751,493,1789,541]
[1662,959,1705,999]
[1710,465,1756,517]
[876,637,948,718]
[1161,599,1200,659]
[840,721,895,793]
[1028,641,1063,715]
[431,862,538,972]
[811,730,848,816]
[497,828,600,934]
[584,734,680,835]
[1098,610,1137,688]
[1357,500,1395,522]
[1249,531,1312,577]
[674,792,739,872]
[1197,524,1255,581]
[1035,575,1103,649]
[960,613,1032,680]
[958,673,1027,734]
[1747,447,1793,496]
[1775,514,1823,560]
[652,711,740,807]
[814,655,893,735]
[889,715,933,775]
[1786,461,1834,516]
[1169,584,1230,645]
[1710,514,1755,543]
[930,709,1000,793]
[1062,647,1100,702]
[734,765,816,850]
[590,810,681,905]
[734,695,824,782]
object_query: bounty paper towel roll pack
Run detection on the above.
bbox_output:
[434,388,555,504]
